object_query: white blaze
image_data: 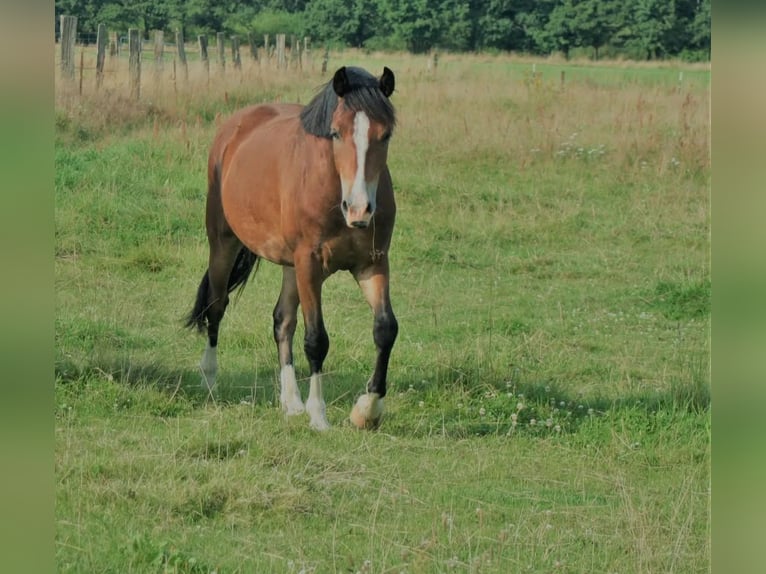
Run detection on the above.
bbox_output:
[348,111,375,210]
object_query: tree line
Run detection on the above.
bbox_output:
[55,0,710,61]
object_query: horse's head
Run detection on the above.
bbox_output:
[329,66,396,229]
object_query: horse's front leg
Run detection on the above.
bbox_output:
[273,267,304,416]
[295,251,331,431]
[350,260,398,429]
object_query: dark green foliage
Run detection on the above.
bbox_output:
[55,0,709,60]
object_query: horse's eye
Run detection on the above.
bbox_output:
[330,129,340,140]
[381,131,392,143]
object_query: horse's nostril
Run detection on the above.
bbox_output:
[365,202,372,214]
[341,200,349,212]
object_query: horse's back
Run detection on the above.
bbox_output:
[210,104,301,171]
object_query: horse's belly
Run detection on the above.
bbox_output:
[221,187,294,266]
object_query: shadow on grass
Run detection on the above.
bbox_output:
[55,356,278,408]
[55,354,709,439]
[55,355,372,411]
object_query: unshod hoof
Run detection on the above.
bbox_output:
[350,393,384,430]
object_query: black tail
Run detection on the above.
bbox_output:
[184,247,260,332]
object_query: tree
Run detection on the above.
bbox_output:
[572,0,618,59]
[303,0,374,47]
[56,0,109,38]
[53,0,709,60]
[513,0,557,54]
[540,0,578,59]
[435,0,473,51]
[379,0,443,53]
[688,0,711,59]
[628,0,676,60]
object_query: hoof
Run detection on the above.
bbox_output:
[309,416,331,432]
[281,395,306,416]
[350,393,384,430]
[199,368,217,392]
[280,365,305,416]
[307,398,330,431]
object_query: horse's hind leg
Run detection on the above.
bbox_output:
[273,267,305,415]
[199,233,242,390]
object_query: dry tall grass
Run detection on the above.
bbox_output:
[55,46,710,184]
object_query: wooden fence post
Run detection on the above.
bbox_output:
[176,29,188,81]
[96,23,107,89]
[321,45,329,74]
[302,36,310,69]
[248,33,259,62]
[153,29,164,88]
[60,15,77,81]
[231,36,241,70]
[78,50,84,95]
[291,37,300,69]
[216,32,226,74]
[109,31,118,57]
[128,28,141,100]
[427,51,438,74]
[198,34,209,82]
[276,34,286,70]
[154,30,164,63]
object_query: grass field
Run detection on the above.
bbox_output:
[55,51,710,573]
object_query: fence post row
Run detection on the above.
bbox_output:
[59,19,317,99]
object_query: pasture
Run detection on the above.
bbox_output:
[55,51,710,573]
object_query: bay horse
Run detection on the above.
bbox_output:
[185,66,398,431]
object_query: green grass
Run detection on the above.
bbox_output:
[55,54,710,572]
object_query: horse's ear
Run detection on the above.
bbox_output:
[333,67,350,97]
[379,66,395,97]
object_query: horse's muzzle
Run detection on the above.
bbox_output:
[342,200,373,228]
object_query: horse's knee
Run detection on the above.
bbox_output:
[304,322,329,373]
[373,311,398,351]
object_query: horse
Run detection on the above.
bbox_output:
[185,66,398,431]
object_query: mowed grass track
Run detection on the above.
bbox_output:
[55,52,710,573]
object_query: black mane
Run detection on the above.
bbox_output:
[300,67,396,138]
